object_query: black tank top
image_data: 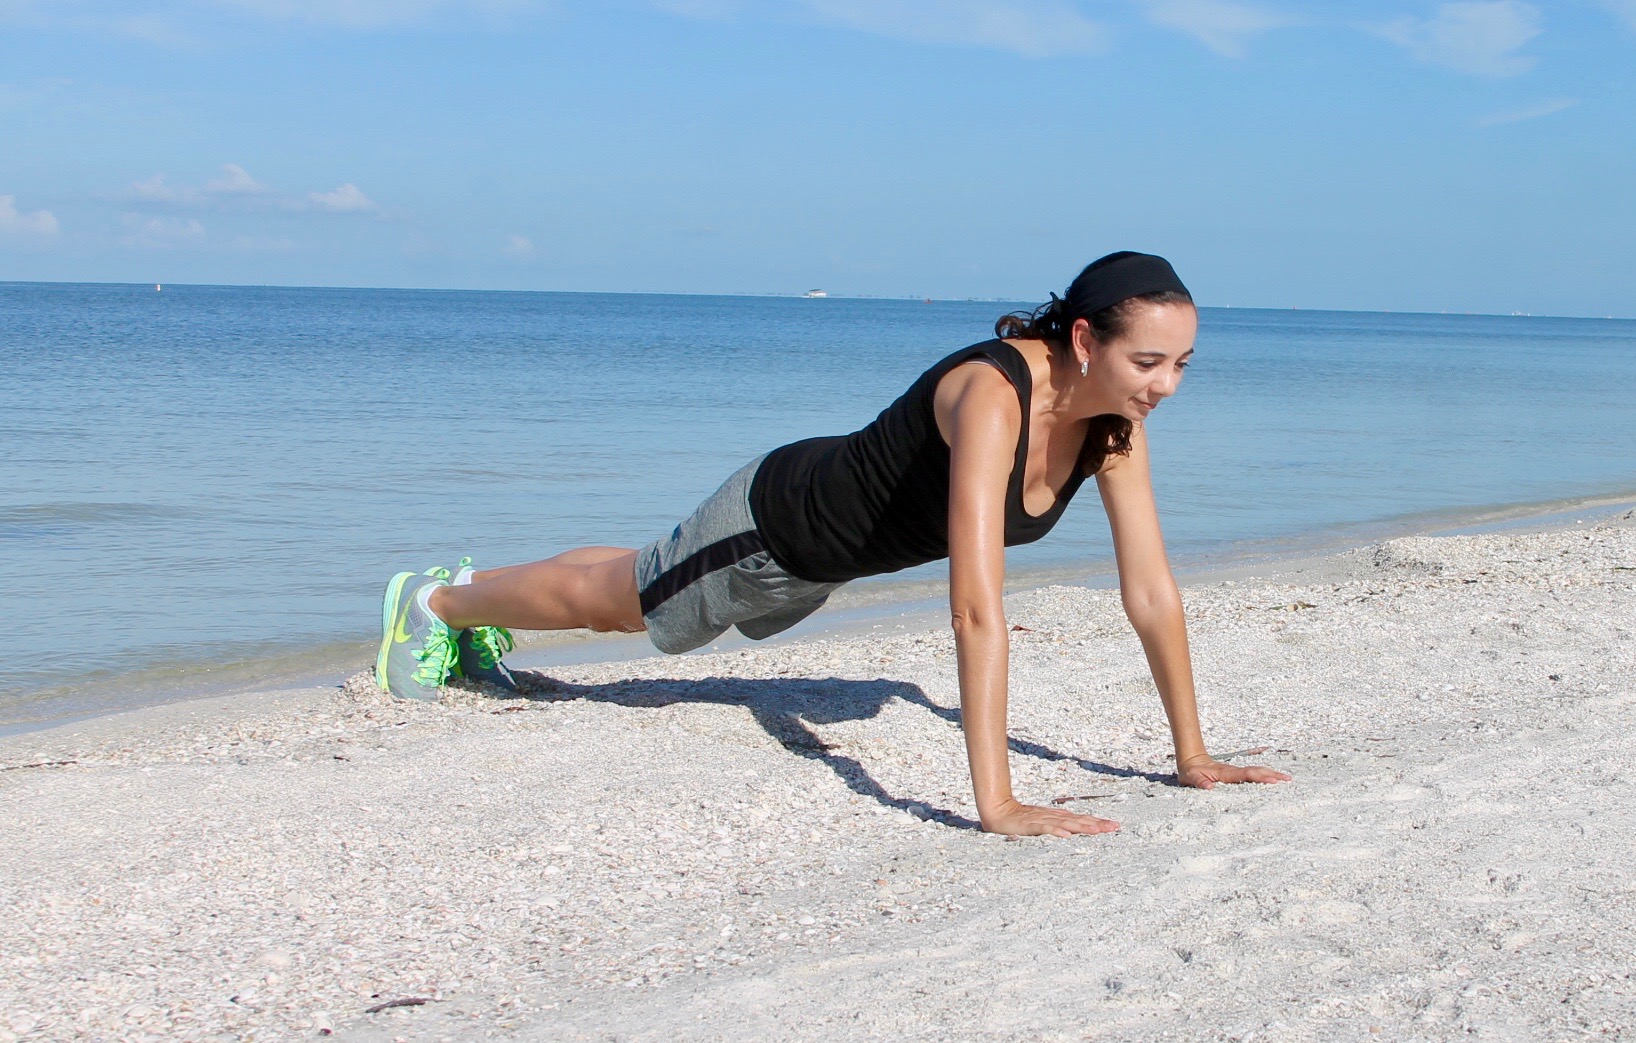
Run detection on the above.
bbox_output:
[749,340,1091,583]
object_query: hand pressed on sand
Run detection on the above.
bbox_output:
[981,797,1120,838]
[1176,756,1292,790]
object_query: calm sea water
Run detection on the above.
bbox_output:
[4,282,1635,727]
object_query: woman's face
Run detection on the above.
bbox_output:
[1078,303,1198,422]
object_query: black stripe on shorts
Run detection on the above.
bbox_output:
[638,530,765,616]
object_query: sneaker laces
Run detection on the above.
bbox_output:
[469,625,514,669]
[411,622,459,687]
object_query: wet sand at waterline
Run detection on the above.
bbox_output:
[3,517,1634,1041]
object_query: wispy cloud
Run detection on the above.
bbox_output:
[124,164,377,215]
[74,12,199,46]
[305,183,376,213]
[232,233,298,252]
[1375,1,1542,77]
[800,0,1105,58]
[120,212,205,247]
[0,3,202,45]
[204,162,271,196]
[128,174,183,204]
[1601,0,1636,31]
[503,233,535,257]
[1137,0,1292,58]
[0,193,59,235]
[204,0,539,29]
[651,0,742,17]
[128,165,258,205]
[2,1,546,39]
[1477,96,1579,126]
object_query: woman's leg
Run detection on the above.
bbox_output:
[464,546,631,585]
[428,547,645,634]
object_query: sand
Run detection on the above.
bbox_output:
[3,516,1634,1041]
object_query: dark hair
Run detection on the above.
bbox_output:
[993,285,1194,475]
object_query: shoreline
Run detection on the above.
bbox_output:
[6,487,1635,739]
[2,511,1633,1039]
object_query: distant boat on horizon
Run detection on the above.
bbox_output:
[802,289,827,298]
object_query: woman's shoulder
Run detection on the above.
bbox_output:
[931,351,1026,446]
[937,353,1017,399]
[933,338,1050,400]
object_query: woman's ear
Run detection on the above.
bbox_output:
[1071,317,1095,365]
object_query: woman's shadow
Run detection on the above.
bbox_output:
[496,670,1173,831]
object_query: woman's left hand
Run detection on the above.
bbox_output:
[1176,756,1292,790]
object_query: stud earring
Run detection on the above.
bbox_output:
[1080,359,1089,377]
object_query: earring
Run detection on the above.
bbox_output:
[1080,359,1089,377]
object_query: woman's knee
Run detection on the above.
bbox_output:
[567,556,642,632]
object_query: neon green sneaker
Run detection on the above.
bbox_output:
[430,558,520,693]
[375,571,458,700]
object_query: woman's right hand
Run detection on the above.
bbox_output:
[980,798,1120,838]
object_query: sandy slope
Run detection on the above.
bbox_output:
[2,518,1634,1042]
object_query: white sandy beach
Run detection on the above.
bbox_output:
[3,516,1635,1041]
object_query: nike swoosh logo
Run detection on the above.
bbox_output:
[393,604,415,644]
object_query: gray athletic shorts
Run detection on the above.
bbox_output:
[635,456,843,654]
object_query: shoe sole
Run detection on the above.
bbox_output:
[375,571,415,693]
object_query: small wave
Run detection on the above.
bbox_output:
[0,633,375,736]
[0,502,185,541]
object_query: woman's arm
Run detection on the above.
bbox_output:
[1096,424,1290,788]
[937,365,1120,836]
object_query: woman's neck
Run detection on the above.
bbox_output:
[1022,339,1106,423]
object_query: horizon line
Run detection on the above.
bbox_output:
[1,278,1629,323]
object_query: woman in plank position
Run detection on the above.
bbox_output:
[376,251,1291,837]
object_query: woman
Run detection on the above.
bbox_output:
[376,251,1291,837]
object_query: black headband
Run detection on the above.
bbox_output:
[1064,251,1189,320]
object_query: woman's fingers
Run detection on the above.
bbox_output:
[1180,760,1293,788]
[1240,765,1292,783]
[984,803,1120,837]
[1214,763,1287,783]
[1061,812,1119,834]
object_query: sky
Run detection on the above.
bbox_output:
[1,0,1633,315]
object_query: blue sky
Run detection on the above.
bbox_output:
[1,1,1632,314]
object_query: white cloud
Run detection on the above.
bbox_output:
[121,212,205,247]
[504,233,535,257]
[0,194,59,235]
[126,164,268,204]
[123,165,378,215]
[204,162,270,196]
[1477,96,1579,126]
[1138,0,1291,58]
[801,0,1105,58]
[128,174,184,203]
[1376,1,1542,77]
[305,183,376,213]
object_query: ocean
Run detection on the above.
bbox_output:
[4,282,1634,729]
